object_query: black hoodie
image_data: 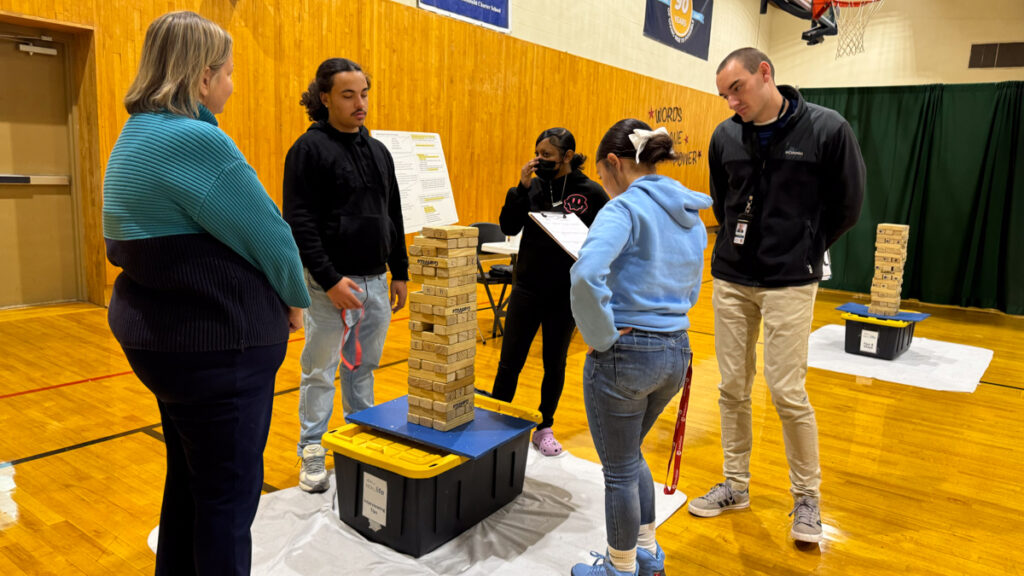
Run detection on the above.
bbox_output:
[499,169,608,292]
[283,122,409,291]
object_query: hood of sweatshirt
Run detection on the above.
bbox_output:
[628,174,713,230]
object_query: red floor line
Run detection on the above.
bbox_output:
[0,370,135,400]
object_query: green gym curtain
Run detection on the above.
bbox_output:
[801,82,1024,315]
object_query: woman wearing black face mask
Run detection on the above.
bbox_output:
[492,127,608,456]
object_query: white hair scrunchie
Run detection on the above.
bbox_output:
[628,126,670,163]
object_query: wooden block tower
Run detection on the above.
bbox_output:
[406,226,479,431]
[869,223,910,316]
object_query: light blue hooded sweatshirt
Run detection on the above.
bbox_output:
[570,174,712,352]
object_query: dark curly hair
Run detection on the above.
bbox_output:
[300,58,370,122]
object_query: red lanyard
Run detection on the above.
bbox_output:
[663,363,693,495]
[339,307,364,370]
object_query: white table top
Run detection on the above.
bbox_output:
[480,241,519,255]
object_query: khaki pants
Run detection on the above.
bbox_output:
[713,278,820,498]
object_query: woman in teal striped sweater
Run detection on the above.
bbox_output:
[102,12,308,576]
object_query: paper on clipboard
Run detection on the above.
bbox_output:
[528,211,589,260]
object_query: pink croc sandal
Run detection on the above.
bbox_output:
[532,427,563,457]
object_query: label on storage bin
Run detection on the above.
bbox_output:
[860,329,879,354]
[362,472,388,528]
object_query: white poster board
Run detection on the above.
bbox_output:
[372,130,459,234]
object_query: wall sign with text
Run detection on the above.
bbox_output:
[419,0,509,33]
[643,0,714,61]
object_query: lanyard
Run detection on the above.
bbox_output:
[339,307,365,370]
[663,362,693,495]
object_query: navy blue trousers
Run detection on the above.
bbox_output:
[124,343,287,576]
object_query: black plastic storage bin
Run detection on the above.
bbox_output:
[324,423,530,557]
[843,313,916,360]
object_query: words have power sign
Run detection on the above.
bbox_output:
[643,0,714,60]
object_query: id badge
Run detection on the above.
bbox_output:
[734,215,750,245]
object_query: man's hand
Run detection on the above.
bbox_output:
[287,306,304,333]
[390,280,408,313]
[327,277,363,309]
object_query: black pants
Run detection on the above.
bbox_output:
[491,285,575,429]
[124,342,287,576]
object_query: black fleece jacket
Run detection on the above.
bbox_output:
[499,169,608,292]
[709,85,865,287]
[283,122,409,291]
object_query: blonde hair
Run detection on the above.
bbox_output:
[124,11,232,117]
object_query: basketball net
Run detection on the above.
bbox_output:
[834,0,885,58]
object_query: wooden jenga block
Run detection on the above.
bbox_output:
[433,410,475,431]
[435,265,476,279]
[422,382,475,403]
[420,283,476,298]
[410,273,476,287]
[413,245,477,258]
[408,244,423,256]
[413,256,471,269]
[414,235,477,250]
[410,328,475,346]
[421,225,480,239]
[409,290,474,308]
[432,320,477,336]
[877,223,910,233]
[419,356,475,375]
[433,396,474,419]
[410,346,476,365]
[409,320,431,332]
[420,338,476,356]
[869,304,900,316]
[409,364,475,383]
[409,309,477,326]
[408,375,434,392]
[432,374,475,393]
[408,357,422,370]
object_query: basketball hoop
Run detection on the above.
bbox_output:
[832,0,885,58]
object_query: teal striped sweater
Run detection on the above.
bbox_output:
[104,105,310,351]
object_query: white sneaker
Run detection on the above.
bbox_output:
[299,444,329,493]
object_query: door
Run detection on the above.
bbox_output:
[0,22,80,307]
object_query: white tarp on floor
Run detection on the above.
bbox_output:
[808,324,994,393]
[250,448,687,575]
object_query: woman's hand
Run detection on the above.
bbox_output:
[587,327,632,356]
[520,158,539,188]
[288,306,304,333]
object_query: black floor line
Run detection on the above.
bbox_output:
[979,380,1024,392]
[2,423,162,468]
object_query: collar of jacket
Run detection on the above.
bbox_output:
[311,120,370,142]
[729,84,806,127]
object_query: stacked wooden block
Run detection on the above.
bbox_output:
[406,226,479,431]
[869,223,910,316]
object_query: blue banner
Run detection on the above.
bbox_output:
[419,0,509,32]
[643,0,714,61]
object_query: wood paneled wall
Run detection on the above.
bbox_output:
[0,0,731,289]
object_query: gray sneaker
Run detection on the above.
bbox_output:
[790,496,823,543]
[299,444,329,493]
[688,482,750,517]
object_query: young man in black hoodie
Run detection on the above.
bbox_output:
[688,48,864,543]
[283,58,409,493]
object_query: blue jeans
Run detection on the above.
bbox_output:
[583,329,691,551]
[297,272,391,454]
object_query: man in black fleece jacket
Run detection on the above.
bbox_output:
[283,58,408,493]
[688,48,864,545]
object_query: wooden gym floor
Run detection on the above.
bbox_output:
[1,241,1022,575]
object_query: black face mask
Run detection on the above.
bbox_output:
[534,159,561,181]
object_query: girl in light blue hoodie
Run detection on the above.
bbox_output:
[569,119,712,576]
